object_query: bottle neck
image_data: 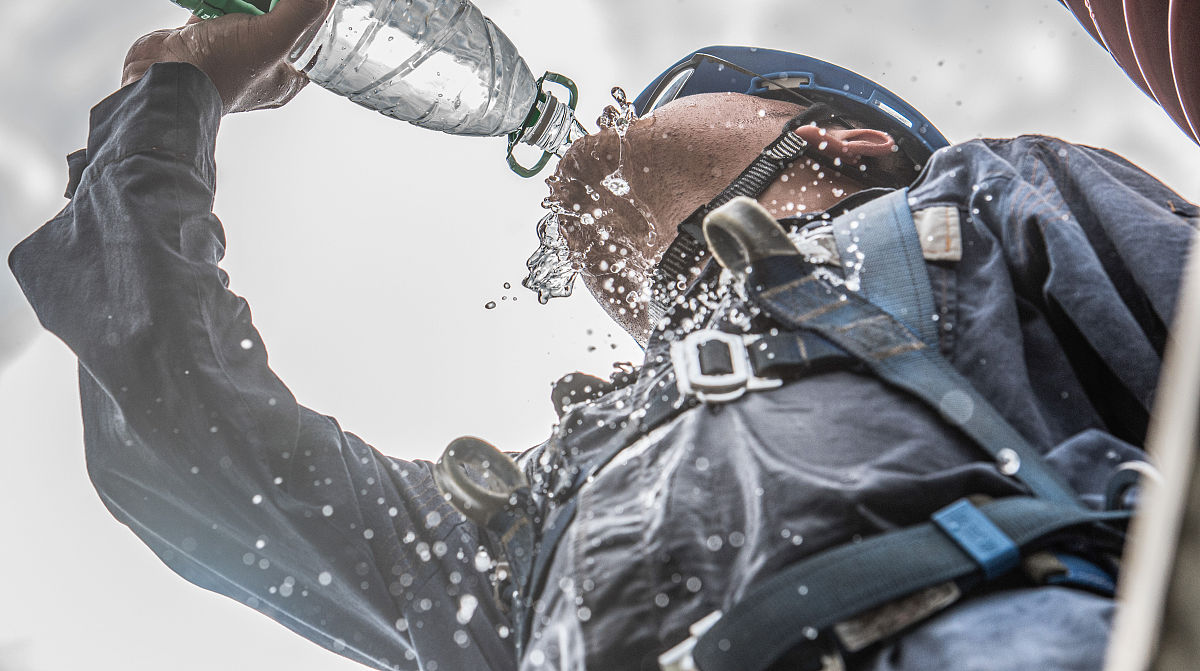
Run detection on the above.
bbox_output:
[519,93,586,155]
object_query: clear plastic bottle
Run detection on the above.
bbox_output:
[289,0,581,150]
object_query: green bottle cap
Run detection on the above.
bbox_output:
[170,0,279,20]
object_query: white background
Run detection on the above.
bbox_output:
[1,1,1197,669]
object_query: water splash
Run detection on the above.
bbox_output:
[521,87,648,306]
[522,212,579,303]
[601,171,630,196]
[595,90,636,201]
[597,86,637,137]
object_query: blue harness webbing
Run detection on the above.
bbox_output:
[746,190,1082,508]
[692,497,1126,671]
[830,189,939,347]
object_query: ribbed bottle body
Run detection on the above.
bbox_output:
[291,0,538,136]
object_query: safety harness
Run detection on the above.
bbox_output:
[656,193,1129,671]
[436,118,1134,669]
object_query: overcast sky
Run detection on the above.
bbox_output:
[1,1,1197,670]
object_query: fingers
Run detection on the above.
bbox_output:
[123,30,172,86]
[257,0,333,57]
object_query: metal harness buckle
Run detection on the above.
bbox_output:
[670,330,783,403]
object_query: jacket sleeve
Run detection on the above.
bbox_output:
[8,62,515,671]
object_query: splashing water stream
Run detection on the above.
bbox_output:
[522,211,579,304]
[523,87,644,303]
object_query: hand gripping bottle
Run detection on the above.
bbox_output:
[170,0,585,176]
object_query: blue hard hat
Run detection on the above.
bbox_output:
[633,46,950,173]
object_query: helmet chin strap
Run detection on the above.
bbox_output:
[648,106,888,329]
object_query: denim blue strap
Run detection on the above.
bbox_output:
[831,188,939,347]
[747,251,1083,507]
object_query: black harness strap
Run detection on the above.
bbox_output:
[649,125,810,325]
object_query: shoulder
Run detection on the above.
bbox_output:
[909,135,1197,217]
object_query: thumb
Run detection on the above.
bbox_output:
[257,0,333,57]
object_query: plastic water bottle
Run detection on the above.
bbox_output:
[171,0,584,175]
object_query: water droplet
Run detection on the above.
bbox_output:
[997,448,1021,475]
[474,547,492,572]
[610,86,628,108]
[240,338,253,350]
[456,594,478,624]
[484,301,497,309]
[318,571,332,586]
[938,389,974,425]
[601,171,630,196]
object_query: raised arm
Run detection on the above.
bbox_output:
[8,7,514,670]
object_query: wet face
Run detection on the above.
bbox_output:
[545,92,890,342]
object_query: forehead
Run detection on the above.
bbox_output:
[551,93,803,180]
[649,91,803,119]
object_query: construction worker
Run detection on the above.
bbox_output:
[8,2,1196,670]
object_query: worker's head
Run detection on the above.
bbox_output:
[541,47,948,342]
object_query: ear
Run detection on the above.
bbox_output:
[792,125,894,163]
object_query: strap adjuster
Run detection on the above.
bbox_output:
[932,499,1020,580]
[670,330,783,403]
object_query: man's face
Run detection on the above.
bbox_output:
[545,92,807,340]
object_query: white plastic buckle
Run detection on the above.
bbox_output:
[670,330,783,403]
[658,610,723,671]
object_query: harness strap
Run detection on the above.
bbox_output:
[674,193,1111,670]
[692,497,1127,671]
[649,128,810,325]
[747,254,1082,506]
[519,328,859,648]
[739,190,1082,508]
[830,189,939,347]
